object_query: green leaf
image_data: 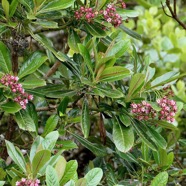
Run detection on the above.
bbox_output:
[5,140,26,173]
[0,41,12,73]
[78,44,94,76]
[46,165,60,186]
[99,66,130,82]
[0,181,5,186]
[58,96,70,116]
[120,25,141,40]
[70,133,107,157]
[60,160,78,185]
[131,120,157,151]
[15,109,36,132]
[68,29,81,53]
[38,0,75,14]
[18,51,48,79]
[85,168,103,186]
[113,121,134,152]
[1,101,21,113]
[105,40,130,58]
[32,150,51,178]
[93,87,124,98]
[146,125,167,149]
[85,22,107,37]
[126,73,145,102]
[9,0,19,17]
[42,115,59,137]
[55,156,66,180]
[95,0,107,10]
[117,9,139,19]
[33,21,58,28]
[119,114,131,127]
[81,99,91,138]
[151,172,168,186]
[64,180,75,186]
[56,140,77,151]
[2,0,9,19]
[21,75,46,89]
[42,131,59,150]
[75,178,86,186]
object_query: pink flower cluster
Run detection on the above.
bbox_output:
[157,97,177,122]
[75,7,96,22]
[131,101,156,121]
[0,74,33,109]
[101,3,122,27]
[131,97,177,123]
[16,178,40,186]
[118,0,126,9]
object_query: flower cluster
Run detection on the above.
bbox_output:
[16,178,40,186]
[163,85,174,97]
[0,74,33,109]
[75,7,96,22]
[157,97,177,122]
[101,3,122,27]
[131,101,157,121]
[118,0,126,9]
[131,97,177,123]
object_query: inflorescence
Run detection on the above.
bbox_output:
[16,178,40,186]
[75,1,126,27]
[131,97,177,123]
[0,74,33,109]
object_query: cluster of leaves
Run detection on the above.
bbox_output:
[0,0,186,185]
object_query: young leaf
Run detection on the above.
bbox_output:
[60,160,78,185]
[64,180,75,186]
[2,0,9,19]
[9,0,19,17]
[70,133,107,157]
[5,140,26,173]
[55,156,66,180]
[32,150,51,178]
[85,168,103,186]
[68,29,81,53]
[113,122,134,152]
[75,178,86,186]
[151,172,168,186]
[18,51,48,79]
[42,115,59,137]
[125,73,145,102]
[46,165,60,186]
[81,99,91,138]
[99,66,130,82]
[0,41,12,73]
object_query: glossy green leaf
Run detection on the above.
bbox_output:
[95,0,107,10]
[126,73,145,102]
[46,165,60,186]
[85,22,107,37]
[146,125,167,149]
[9,0,19,17]
[78,44,94,76]
[119,114,131,127]
[81,99,91,138]
[68,29,81,53]
[70,133,107,157]
[75,178,86,186]
[55,156,66,180]
[1,101,21,113]
[32,150,51,178]
[42,115,59,137]
[117,9,139,18]
[64,180,75,186]
[33,21,58,28]
[149,120,178,130]
[18,51,48,79]
[60,160,78,185]
[38,0,75,14]
[58,97,70,116]
[120,25,141,40]
[85,168,103,186]
[113,122,134,152]
[99,66,130,82]
[0,41,12,73]
[42,131,59,150]
[151,172,168,186]
[5,140,26,173]
[105,40,130,58]
[15,108,36,132]
[56,140,77,151]
[93,87,124,98]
